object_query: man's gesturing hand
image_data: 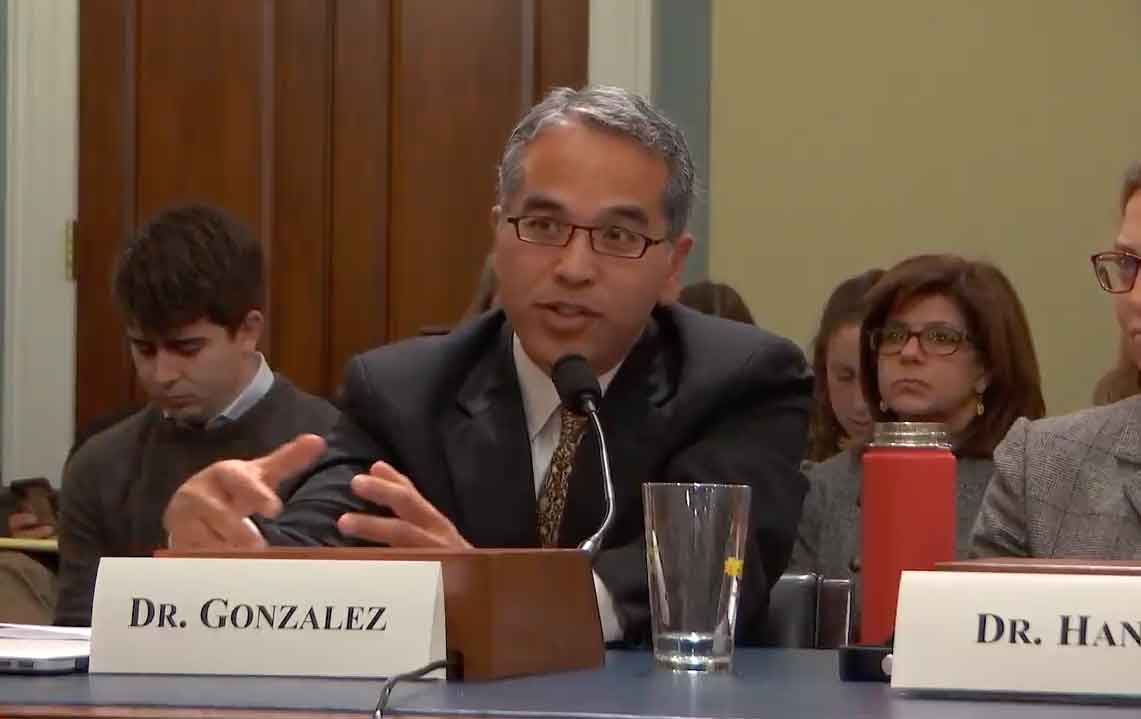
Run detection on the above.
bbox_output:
[163,434,326,551]
[337,461,471,549]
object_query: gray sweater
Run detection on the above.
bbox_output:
[790,448,993,632]
[55,375,340,626]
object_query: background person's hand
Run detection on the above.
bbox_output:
[7,511,55,539]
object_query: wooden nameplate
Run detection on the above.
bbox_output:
[158,546,604,681]
[938,557,1141,576]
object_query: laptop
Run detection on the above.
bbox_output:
[0,626,90,674]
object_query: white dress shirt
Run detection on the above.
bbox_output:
[206,353,275,429]
[164,353,274,430]
[512,336,625,643]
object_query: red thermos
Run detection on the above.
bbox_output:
[860,422,956,645]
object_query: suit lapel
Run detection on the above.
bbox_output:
[1111,398,1141,523]
[441,328,538,547]
[559,317,675,546]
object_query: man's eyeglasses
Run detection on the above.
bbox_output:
[870,321,973,357]
[506,215,666,259]
[1091,251,1141,294]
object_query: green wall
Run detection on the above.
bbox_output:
[710,0,1141,414]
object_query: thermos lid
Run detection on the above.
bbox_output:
[870,422,951,449]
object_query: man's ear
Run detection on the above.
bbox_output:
[237,310,265,351]
[490,205,502,234]
[667,233,694,285]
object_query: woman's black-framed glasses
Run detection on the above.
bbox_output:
[870,321,972,357]
[1091,251,1141,294]
[506,215,666,259]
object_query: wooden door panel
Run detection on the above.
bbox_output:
[134,0,266,226]
[536,0,589,95]
[76,0,138,424]
[270,0,334,395]
[76,0,588,430]
[387,0,527,341]
[328,0,391,392]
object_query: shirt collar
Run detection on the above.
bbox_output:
[512,335,621,442]
[206,353,275,429]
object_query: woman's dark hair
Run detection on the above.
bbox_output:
[859,254,1046,457]
[113,204,263,335]
[805,269,884,461]
[677,281,755,325]
[1093,162,1141,405]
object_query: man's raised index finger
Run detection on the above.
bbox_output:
[251,434,326,486]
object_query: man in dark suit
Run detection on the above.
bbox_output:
[163,85,812,644]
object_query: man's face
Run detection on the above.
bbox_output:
[875,293,987,433]
[492,121,692,376]
[127,313,262,424]
[1114,191,1141,367]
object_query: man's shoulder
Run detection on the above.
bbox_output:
[268,375,340,426]
[666,303,796,351]
[1015,396,1139,455]
[65,407,154,485]
[348,312,506,386]
[993,398,1139,496]
[661,304,810,388]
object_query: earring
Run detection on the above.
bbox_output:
[975,393,985,416]
[879,399,888,413]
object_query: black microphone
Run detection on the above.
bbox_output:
[551,354,615,559]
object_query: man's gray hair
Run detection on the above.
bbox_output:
[1123,162,1141,215]
[497,85,694,240]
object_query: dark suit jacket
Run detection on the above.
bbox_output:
[260,305,812,644]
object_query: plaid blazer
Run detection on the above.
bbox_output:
[971,395,1141,558]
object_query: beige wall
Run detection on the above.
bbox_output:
[709,1,1141,415]
[3,0,77,485]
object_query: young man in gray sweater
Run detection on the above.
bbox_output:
[54,204,340,627]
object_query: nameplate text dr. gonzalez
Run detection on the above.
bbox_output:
[90,557,445,678]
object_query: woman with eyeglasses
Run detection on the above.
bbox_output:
[792,254,1045,611]
[972,163,1141,559]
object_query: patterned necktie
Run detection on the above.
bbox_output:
[536,407,588,547]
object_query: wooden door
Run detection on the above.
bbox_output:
[76,0,587,430]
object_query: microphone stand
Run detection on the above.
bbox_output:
[577,396,615,559]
